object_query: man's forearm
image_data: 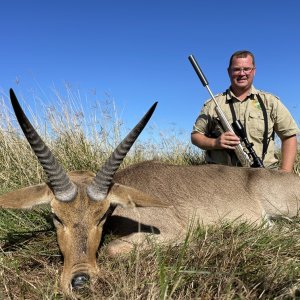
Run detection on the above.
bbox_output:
[191,132,217,150]
[280,135,298,172]
[191,132,240,150]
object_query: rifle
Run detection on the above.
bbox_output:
[188,54,264,168]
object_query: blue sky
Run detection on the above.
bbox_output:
[1,0,299,139]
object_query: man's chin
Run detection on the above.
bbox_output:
[236,79,248,85]
[235,82,250,89]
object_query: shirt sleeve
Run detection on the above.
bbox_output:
[192,102,211,134]
[273,98,299,139]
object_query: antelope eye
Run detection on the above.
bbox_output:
[97,205,114,226]
[97,209,111,226]
[97,214,107,226]
[52,213,63,226]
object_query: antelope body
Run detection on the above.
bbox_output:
[109,161,300,255]
[1,90,300,293]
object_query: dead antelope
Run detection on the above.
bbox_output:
[1,89,300,293]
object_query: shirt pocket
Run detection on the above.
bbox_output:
[248,110,273,141]
[248,111,266,141]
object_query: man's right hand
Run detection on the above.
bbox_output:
[214,131,240,150]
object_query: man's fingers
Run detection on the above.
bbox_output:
[224,131,240,141]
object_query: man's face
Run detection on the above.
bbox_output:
[228,55,256,92]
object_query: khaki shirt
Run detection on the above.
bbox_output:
[192,86,299,167]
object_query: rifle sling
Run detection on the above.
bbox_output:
[228,94,273,161]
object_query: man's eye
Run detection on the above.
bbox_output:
[231,67,254,74]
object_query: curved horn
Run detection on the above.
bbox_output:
[87,102,157,201]
[9,89,77,202]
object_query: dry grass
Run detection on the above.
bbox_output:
[0,87,299,299]
[0,88,202,191]
[2,214,300,299]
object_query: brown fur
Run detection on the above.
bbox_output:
[1,161,299,292]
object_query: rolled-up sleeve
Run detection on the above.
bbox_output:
[273,99,299,139]
[192,104,211,134]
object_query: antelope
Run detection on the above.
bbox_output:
[1,89,300,293]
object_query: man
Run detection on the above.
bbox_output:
[191,50,299,172]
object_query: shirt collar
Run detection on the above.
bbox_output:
[226,85,258,102]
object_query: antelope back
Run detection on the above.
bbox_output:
[113,161,300,224]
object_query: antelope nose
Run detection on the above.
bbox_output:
[71,273,90,289]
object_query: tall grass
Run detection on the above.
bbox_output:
[0,87,203,192]
[0,87,299,299]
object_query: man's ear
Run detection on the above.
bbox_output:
[106,183,170,208]
[227,67,231,77]
[0,183,54,209]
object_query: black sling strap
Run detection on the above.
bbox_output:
[228,100,237,122]
[256,94,274,161]
[228,94,272,161]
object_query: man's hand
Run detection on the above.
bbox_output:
[215,131,240,150]
[191,131,241,150]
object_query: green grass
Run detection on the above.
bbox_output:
[0,87,299,299]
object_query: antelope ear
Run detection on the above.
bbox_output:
[107,183,170,208]
[0,183,54,209]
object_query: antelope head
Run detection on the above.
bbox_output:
[0,89,161,292]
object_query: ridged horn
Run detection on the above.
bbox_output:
[87,102,158,201]
[9,89,77,202]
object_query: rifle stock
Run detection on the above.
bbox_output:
[188,54,251,167]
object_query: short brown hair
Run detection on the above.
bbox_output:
[228,50,255,68]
